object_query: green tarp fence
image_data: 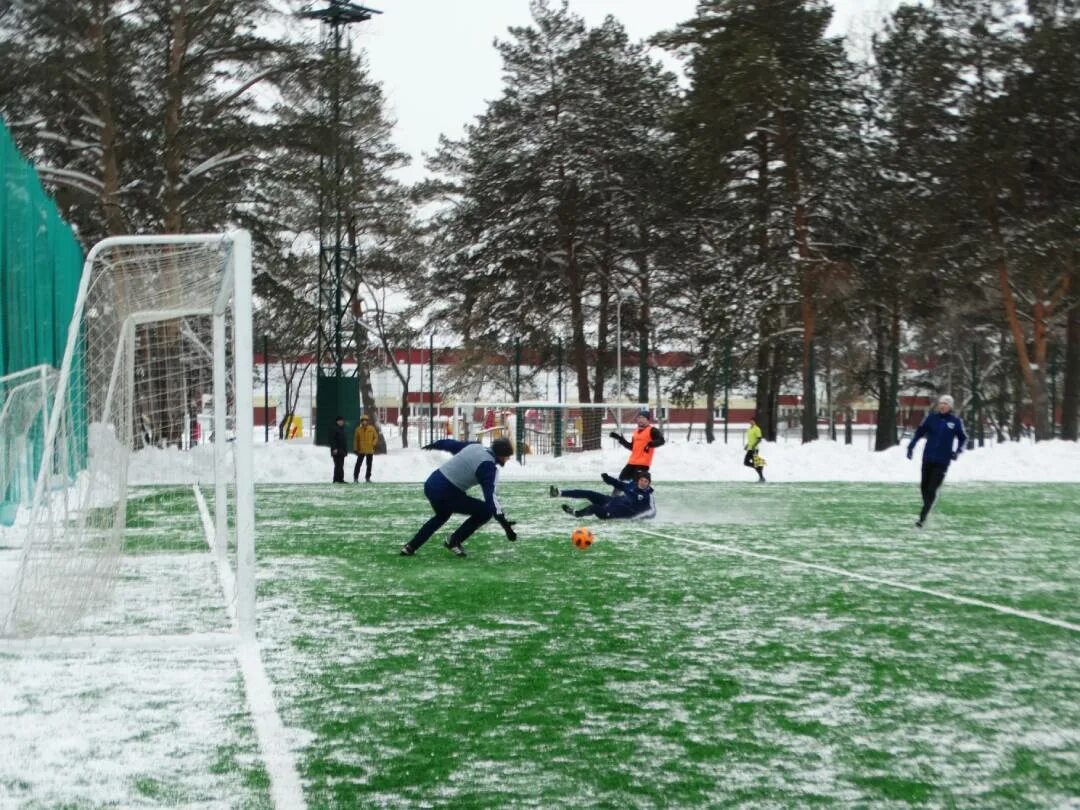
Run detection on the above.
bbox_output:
[0,120,83,522]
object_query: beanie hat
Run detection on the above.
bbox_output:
[490,438,514,458]
[637,408,651,420]
[938,395,954,408]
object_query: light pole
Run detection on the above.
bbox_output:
[299,0,382,447]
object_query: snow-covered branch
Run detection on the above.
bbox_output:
[5,117,46,129]
[35,165,104,195]
[205,68,282,117]
[33,130,103,154]
[181,150,251,184]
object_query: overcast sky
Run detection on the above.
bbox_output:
[343,0,904,183]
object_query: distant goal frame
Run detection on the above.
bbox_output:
[452,400,650,459]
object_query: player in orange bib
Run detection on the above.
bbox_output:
[609,408,665,489]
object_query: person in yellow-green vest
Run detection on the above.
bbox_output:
[743,417,765,482]
[352,415,379,482]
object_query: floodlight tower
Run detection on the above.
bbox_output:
[297,0,382,444]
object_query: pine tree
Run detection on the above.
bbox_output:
[0,0,297,242]
[424,0,677,447]
[876,0,1080,440]
[0,0,145,237]
[659,0,862,443]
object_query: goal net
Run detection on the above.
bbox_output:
[452,401,650,458]
[0,365,56,526]
[0,233,255,639]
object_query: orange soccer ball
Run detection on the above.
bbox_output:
[571,526,595,550]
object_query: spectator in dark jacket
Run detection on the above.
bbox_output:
[551,472,656,520]
[330,415,348,484]
[907,395,967,527]
[401,438,517,558]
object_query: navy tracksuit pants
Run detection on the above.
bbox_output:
[409,472,493,549]
[561,489,613,519]
[919,461,949,522]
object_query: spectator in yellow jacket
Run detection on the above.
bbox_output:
[353,415,379,482]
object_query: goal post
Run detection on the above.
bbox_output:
[452,401,650,459]
[0,231,255,640]
[0,365,57,526]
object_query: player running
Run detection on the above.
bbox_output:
[907,394,967,528]
[550,472,656,520]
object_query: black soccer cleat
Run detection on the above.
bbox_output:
[561,504,575,515]
[400,543,416,556]
[915,520,924,529]
[549,485,559,498]
[444,540,466,558]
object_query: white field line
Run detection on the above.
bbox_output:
[0,631,237,653]
[237,641,307,809]
[636,528,1080,635]
[193,485,307,810]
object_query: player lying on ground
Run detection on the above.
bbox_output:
[401,437,518,558]
[550,472,656,520]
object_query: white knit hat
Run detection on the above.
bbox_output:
[938,394,954,408]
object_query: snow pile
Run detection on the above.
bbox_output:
[125,434,1080,485]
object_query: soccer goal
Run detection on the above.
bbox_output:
[0,365,57,526]
[452,401,649,458]
[0,232,255,640]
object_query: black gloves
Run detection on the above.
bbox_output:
[644,442,654,450]
[609,431,622,440]
[906,447,913,460]
[422,443,437,450]
[496,513,518,541]
[951,451,959,460]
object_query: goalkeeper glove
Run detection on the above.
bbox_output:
[496,514,518,541]
[906,448,913,460]
[951,451,959,460]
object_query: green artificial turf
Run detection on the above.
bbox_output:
[242,481,1080,808]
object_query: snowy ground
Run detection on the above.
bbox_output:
[130,431,1080,486]
[1,436,1077,808]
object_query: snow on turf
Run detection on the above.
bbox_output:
[127,432,1080,485]
[2,434,1077,807]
